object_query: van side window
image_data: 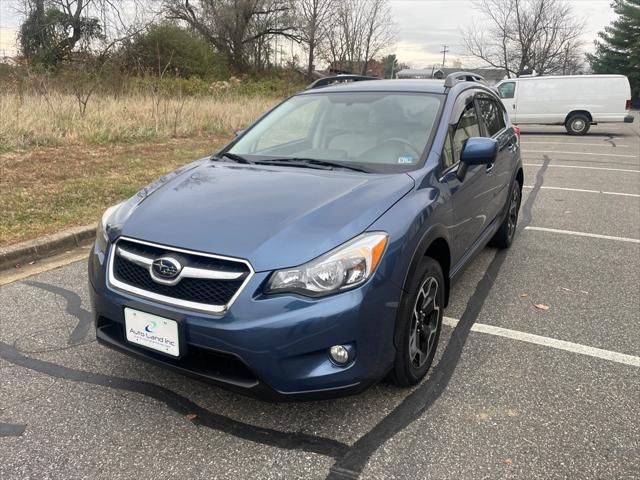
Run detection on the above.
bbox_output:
[476,98,506,137]
[497,82,515,99]
[452,102,481,163]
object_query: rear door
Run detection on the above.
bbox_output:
[475,93,517,219]
[496,81,517,122]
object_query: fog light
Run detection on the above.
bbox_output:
[329,345,350,365]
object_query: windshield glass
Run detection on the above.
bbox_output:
[228,92,443,173]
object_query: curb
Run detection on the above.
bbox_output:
[0,224,97,271]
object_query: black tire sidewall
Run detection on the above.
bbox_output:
[393,257,445,386]
[506,178,522,244]
[490,177,521,249]
[567,114,590,135]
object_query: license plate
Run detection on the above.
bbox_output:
[124,308,179,357]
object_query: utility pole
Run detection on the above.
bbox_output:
[440,45,449,67]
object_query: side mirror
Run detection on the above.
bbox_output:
[457,137,498,181]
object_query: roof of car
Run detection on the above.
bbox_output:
[299,79,449,95]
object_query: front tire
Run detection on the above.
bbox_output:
[391,257,444,387]
[565,113,591,135]
[490,178,521,249]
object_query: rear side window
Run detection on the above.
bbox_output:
[452,102,481,163]
[497,82,515,99]
[476,98,506,137]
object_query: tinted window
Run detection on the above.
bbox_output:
[497,82,515,99]
[441,132,454,170]
[477,98,506,136]
[452,102,481,163]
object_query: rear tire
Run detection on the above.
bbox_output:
[490,178,521,249]
[565,113,591,135]
[391,257,444,387]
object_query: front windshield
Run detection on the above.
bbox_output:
[228,92,443,173]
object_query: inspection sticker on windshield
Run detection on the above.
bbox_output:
[397,156,415,164]
[125,308,179,357]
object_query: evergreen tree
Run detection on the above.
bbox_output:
[588,0,640,100]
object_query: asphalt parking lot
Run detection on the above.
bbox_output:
[1,116,639,480]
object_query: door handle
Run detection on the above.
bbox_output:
[512,104,516,110]
[486,162,495,174]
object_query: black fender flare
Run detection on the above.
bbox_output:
[393,223,452,349]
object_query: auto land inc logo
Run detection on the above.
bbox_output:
[144,320,157,333]
[128,319,176,350]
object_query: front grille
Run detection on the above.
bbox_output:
[109,238,252,311]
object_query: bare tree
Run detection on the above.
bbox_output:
[359,0,394,75]
[297,0,335,78]
[320,0,395,75]
[464,0,584,76]
[164,0,298,71]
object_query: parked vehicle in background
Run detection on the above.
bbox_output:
[495,75,634,135]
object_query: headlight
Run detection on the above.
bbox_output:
[266,232,388,297]
[96,202,124,249]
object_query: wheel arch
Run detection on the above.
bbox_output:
[565,110,593,124]
[401,225,452,307]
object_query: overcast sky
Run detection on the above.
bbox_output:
[0,0,618,67]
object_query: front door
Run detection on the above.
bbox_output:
[440,98,495,263]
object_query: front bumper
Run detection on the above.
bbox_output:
[89,241,403,401]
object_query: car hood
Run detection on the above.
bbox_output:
[118,161,414,271]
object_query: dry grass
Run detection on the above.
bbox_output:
[0,91,281,246]
[0,137,232,246]
[0,93,279,151]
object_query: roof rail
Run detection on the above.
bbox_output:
[306,74,379,90]
[444,71,487,88]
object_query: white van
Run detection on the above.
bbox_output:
[495,75,634,135]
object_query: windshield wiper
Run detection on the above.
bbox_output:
[256,157,369,173]
[211,152,253,164]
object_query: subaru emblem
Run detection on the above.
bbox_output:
[151,257,182,281]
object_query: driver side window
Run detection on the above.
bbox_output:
[497,82,515,99]
[452,102,481,164]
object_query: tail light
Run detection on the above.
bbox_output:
[513,125,521,138]
[626,99,632,110]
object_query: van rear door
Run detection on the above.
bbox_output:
[496,81,517,123]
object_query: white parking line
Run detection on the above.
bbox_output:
[523,150,638,158]
[442,317,640,367]
[524,163,640,173]
[525,226,640,244]
[522,185,640,198]
[520,142,630,148]
[520,135,623,140]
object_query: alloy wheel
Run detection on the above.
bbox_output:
[409,277,440,368]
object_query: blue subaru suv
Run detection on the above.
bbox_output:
[89,72,523,400]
